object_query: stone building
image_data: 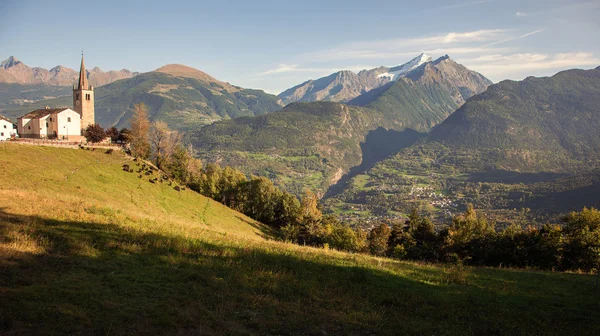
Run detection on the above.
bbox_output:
[0,116,17,141]
[17,54,94,140]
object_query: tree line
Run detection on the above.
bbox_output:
[123,103,600,273]
[365,205,600,272]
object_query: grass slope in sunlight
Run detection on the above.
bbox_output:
[1,143,599,335]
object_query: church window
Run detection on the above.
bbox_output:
[49,117,53,121]
[1,133,4,136]
[46,122,49,127]
[68,117,71,122]
[76,93,80,100]
[28,126,31,130]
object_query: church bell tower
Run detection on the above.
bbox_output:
[73,53,95,129]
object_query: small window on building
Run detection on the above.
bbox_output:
[1,132,4,136]
[76,93,80,100]
[49,117,53,121]
[68,117,71,122]
[28,126,31,130]
[46,122,49,127]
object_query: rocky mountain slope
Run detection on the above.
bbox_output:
[0,56,138,87]
[325,67,600,223]
[349,55,492,131]
[278,54,433,104]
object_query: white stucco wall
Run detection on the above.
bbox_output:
[55,109,82,139]
[0,119,16,141]
[38,115,49,137]
[17,108,82,139]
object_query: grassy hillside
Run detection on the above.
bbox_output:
[0,143,266,239]
[1,144,599,335]
[1,71,283,130]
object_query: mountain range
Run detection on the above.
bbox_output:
[277,53,491,110]
[349,55,492,131]
[0,56,138,87]
[278,53,433,104]
[1,63,283,129]
[189,54,492,193]
[325,66,600,224]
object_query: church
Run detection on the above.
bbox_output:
[17,54,95,141]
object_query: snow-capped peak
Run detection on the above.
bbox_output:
[377,53,433,81]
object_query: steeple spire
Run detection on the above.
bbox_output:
[73,51,95,129]
[77,52,89,90]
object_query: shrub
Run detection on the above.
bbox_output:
[83,124,106,143]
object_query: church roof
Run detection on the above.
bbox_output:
[77,54,90,90]
[20,108,70,119]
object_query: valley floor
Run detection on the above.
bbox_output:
[1,143,599,335]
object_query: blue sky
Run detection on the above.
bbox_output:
[1,0,599,94]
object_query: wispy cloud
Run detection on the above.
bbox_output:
[254,26,593,89]
[432,0,494,11]
[460,52,600,79]
[308,29,509,62]
[257,64,374,77]
[519,29,544,38]
[516,11,528,17]
[256,28,546,77]
[484,28,545,47]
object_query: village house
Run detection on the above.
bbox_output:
[0,116,17,141]
[16,54,95,141]
[17,108,82,140]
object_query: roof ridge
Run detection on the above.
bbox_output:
[20,107,71,119]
